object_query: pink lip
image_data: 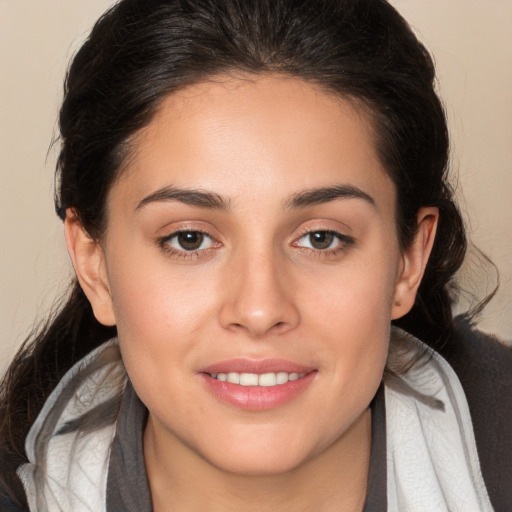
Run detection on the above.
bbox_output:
[200,358,314,375]
[198,358,317,411]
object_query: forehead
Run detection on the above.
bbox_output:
[113,74,395,214]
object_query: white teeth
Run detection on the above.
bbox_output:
[240,373,259,386]
[227,372,240,384]
[276,372,289,385]
[258,373,277,387]
[210,371,306,387]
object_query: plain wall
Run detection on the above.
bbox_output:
[1,1,511,372]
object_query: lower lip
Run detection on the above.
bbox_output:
[200,371,317,410]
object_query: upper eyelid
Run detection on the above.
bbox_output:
[159,224,220,241]
[294,230,354,244]
[160,229,217,247]
[163,227,211,237]
[293,225,354,241]
[297,228,348,237]
[293,218,352,234]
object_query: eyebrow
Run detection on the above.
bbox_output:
[286,184,376,209]
[135,183,375,212]
[135,186,231,211]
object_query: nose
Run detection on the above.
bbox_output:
[219,250,300,338]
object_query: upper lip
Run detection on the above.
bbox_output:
[199,358,315,375]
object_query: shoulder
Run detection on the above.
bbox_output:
[448,314,512,372]
[440,315,512,512]
[442,315,512,412]
[15,339,126,512]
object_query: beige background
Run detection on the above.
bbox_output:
[1,1,511,372]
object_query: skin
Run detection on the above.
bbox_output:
[65,74,438,511]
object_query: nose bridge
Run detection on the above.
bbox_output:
[220,241,299,337]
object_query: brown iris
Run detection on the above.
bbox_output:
[177,231,205,250]
[309,231,335,250]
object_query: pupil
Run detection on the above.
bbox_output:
[310,231,334,250]
[178,232,203,250]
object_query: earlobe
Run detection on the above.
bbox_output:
[391,207,439,320]
[64,209,116,326]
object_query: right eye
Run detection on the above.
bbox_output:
[160,230,215,253]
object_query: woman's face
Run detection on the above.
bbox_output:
[86,75,414,474]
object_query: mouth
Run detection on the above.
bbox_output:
[199,360,317,410]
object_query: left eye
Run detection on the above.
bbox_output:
[164,231,214,251]
[295,230,350,250]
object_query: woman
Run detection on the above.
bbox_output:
[1,0,510,510]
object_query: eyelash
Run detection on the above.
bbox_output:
[157,228,355,260]
[292,229,355,257]
[158,229,218,260]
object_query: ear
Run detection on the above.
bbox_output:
[391,207,439,320]
[64,209,116,326]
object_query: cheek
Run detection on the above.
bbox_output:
[303,253,398,330]
[109,260,214,334]
[106,268,208,410]
[299,251,398,389]
[105,258,220,388]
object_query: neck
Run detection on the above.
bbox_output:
[144,408,371,512]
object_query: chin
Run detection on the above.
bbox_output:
[208,451,309,477]
[195,429,319,477]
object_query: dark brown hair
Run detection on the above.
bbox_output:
[0,0,466,505]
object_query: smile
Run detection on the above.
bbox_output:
[201,365,317,410]
[208,371,307,387]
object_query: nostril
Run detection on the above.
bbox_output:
[273,321,288,332]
